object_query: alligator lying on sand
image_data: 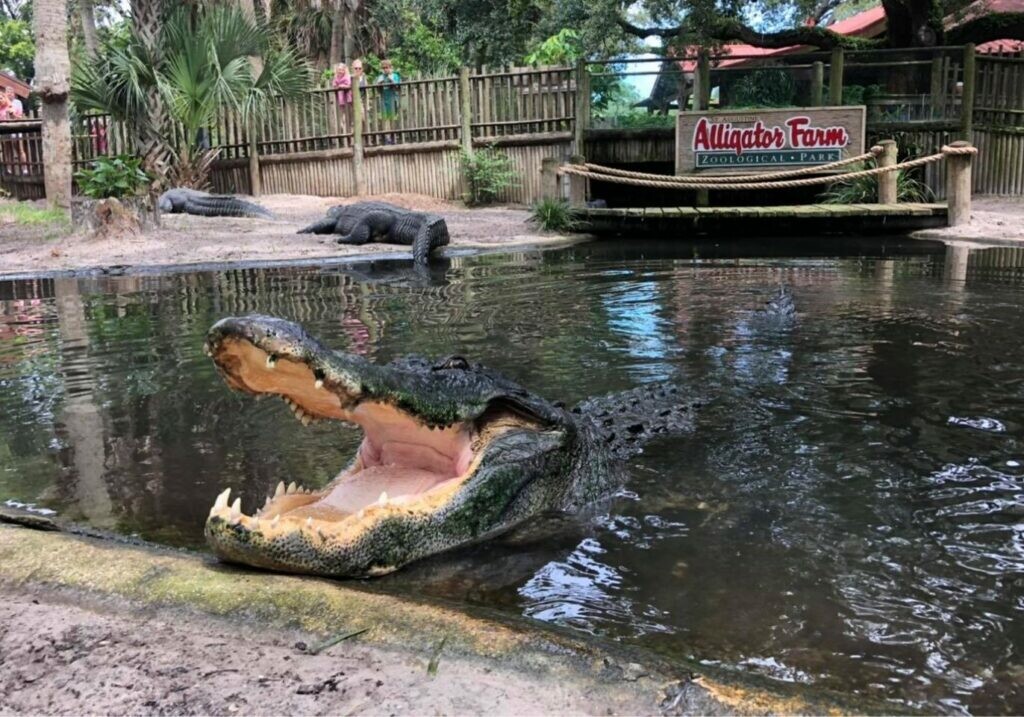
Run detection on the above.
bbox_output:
[204,316,696,577]
[158,188,274,219]
[298,202,450,264]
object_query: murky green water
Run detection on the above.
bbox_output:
[2,240,1023,714]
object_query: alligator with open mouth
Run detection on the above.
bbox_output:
[297,202,450,264]
[158,188,274,219]
[204,316,696,577]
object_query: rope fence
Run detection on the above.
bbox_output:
[559,144,978,192]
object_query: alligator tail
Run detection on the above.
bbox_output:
[573,381,698,460]
[186,196,274,219]
[298,217,340,234]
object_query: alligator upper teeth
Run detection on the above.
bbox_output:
[274,481,285,498]
[378,491,388,506]
[314,379,324,390]
[266,355,277,368]
[287,481,298,494]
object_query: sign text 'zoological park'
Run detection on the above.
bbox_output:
[676,107,866,174]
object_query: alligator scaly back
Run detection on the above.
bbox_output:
[158,188,274,219]
[574,382,698,460]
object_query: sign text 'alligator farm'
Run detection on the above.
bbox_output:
[676,106,866,174]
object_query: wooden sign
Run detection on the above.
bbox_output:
[676,106,866,175]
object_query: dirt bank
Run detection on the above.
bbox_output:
[0,194,580,277]
[0,588,620,716]
[913,196,1024,244]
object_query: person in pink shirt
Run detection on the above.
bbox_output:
[332,63,353,134]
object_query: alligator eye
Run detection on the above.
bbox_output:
[433,356,469,371]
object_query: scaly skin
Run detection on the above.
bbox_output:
[158,188,274,219]
[204,316,695,578]
[298,202,450,264]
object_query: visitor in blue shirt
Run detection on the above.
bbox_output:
[376,59,401,120]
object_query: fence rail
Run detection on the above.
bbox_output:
[2,48,1023,201]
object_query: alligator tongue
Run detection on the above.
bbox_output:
[312,467,459,515]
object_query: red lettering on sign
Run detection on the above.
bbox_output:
[785,116,850,148]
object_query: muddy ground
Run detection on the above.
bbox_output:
[0,586,628,716]
[0,193,577,277]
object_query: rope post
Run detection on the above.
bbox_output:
[961,44,976,141]
[541,157,560,201]
[568,155,587,208]
[573,60,590,155]
[945,141,973,227]
[459,67,473,157]
[828,47,844,105]
[352,79,364,196]
[876,140,898,204]
[811,61,824,107]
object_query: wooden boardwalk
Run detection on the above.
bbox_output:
[573,203,948,235]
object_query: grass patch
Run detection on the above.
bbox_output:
[0,202,70,226]
[530,197,577,232]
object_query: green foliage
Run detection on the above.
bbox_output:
[0,203,70,226]
[729,68,796,108]
[460,147,518,206]
[75,155,151,199]
[530,198,576,232]
[389,11,461,75]
[525,29,581,66]
[0,19,34,82]
[820,169,935,204]
[840,83,884,105]
[72,5,311,184]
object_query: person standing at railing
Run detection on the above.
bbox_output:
[375,58,401,145]
[0,85,27,174]
[332,63,353,135]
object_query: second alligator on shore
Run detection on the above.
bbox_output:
[158,188,274,219]
[299,202,450,264]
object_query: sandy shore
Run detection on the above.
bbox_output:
[913,196,1024,244]
[0,194,579,277]
[0,587,617,716]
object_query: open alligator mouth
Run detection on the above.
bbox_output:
[203,316,565,577]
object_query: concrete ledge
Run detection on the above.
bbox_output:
[0,523,883,715]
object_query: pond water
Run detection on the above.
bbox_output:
[2,239,1023,714]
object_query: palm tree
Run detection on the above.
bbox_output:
[73,4,312,189]
[33,0,73,208]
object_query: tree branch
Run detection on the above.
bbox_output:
[615,13,882,50]
[946,12,1024,46]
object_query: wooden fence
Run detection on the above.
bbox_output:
[2,50,1022,203]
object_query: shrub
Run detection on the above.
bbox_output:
[461,147,517,206]
[729,68,796,108]
[820,169,934,204]
[530,197,576,232]
[75,155,151,199]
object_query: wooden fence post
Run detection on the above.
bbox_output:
[540,157,560,200]
[568,155,586,207]
[459,67,473,156]
[695,50,711,111]
[352,79,364,195]
[945,141,973,226]
[573,60,589,155]
[876,139,897,204]
[828,47,844,105]
[811,61,824,106]
[929,56,944,118]
[247,119,261,197]
[961,43,976,140]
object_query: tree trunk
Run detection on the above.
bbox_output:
[33,0,73,209]
[130,0,173,186]
[79,0,99,58]
[329,4,345,65]
[879,0,941,46]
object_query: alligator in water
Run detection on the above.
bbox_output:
[158,188,274,219]
[298,202,450,264]
[204,315,696,578]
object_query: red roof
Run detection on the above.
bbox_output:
[676,6,887,72]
